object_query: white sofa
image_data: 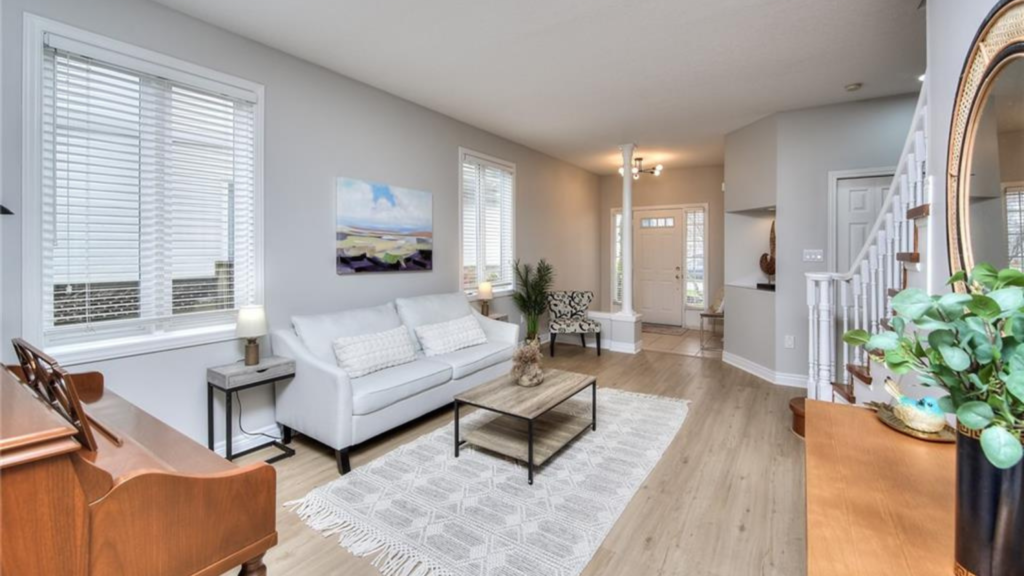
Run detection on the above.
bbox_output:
[272,292,519,474]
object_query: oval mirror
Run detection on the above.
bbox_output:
[948,1,1024,283]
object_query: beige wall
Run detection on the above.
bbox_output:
[596,166,725,311]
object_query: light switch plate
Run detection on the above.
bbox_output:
[784,335,795,349]
[802,249,824,263]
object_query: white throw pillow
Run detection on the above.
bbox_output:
[332,326,416,378]
[415,314,488,356]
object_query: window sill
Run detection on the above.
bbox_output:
[46,323,239,367]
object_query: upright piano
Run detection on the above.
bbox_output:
[0,359,278,575]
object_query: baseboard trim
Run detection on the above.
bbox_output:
[213,423,282,458]
[538,333,642,354]
[722,352,807,389]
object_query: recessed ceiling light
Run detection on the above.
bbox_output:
[845,82,863,92]
[918,74,926,82]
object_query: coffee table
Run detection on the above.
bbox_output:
[453,369,597,485]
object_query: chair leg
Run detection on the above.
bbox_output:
[550,333,556,357]
[580,333,587,348]
[596,332,601,356]
[336,448,351,475]
[281,425,293,445]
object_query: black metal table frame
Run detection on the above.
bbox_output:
[207,375,296,464]
[453,380,597,485]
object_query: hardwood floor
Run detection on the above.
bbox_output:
[232,345,807,576]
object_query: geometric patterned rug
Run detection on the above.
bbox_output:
[288,388,689,576]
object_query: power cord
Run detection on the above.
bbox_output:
[233,386,283,442]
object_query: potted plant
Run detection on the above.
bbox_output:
[511,259,554,341]
[843,264,1024,576]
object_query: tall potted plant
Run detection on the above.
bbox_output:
[512,259,554,341]
[843,264,1024,576]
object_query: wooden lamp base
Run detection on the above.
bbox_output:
[244,338,260,366]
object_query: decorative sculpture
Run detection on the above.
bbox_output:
[759,220,776,281]
[511,339,545,387]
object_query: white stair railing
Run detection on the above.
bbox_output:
[806,85,930,402]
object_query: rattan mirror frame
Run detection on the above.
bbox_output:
[948,0,1024,287]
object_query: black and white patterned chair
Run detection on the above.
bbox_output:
[547,291,600,357]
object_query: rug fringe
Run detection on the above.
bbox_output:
[287,493,453,576]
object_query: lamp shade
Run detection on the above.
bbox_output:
[478,282,493,300]
[236,305,267,338]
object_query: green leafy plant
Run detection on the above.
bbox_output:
[511,259,555,341]
[844,264,1024,469]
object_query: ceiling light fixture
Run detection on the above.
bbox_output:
[918,73,926,82]
[618,157,663,180]
[845,82,863,92]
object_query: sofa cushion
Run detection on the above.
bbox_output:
[292,302,403,362]
[415,314,488,356]
[431,341,514,380]
[332,326,416,378]
[394,292,474,350]
[350,359,452,415]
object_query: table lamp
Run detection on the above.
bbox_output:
[477,282,493,316]
[236,305,268,366]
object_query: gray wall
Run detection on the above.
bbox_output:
[773,95,918,376]
[925,0,1001,290]
[596,166,725,311]
[724,116,778,212]
[722,95,917,378]
[1,0,601,445]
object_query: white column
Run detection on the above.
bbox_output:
[620,143,636,317]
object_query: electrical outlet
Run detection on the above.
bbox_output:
[802,249,824,263]
[784,335,795,349]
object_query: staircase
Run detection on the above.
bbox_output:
[806,86,931,404]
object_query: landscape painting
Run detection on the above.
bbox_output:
[336,177,433,274]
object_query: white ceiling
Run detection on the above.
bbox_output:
[152,0,926,174]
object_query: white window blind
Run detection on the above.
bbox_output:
[1007,187,1024,271]
[41,43,258,346]
[613,213,623,304]
[460,152,514,291]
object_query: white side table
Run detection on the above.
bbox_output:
[207,356,296,463]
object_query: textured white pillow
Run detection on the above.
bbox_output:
[415,314,488,356]
[332,326,416,378]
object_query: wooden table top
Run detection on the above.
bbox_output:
[455,369,595,420]
[805,400,955,576]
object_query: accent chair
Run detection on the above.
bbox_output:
[547,290,601,356]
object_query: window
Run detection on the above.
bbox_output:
[684,208,706,308]
[1007,187,1024,271]
[24,19,262,358]
[460,149,515,292]
[612,206,707,308]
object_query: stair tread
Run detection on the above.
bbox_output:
[896,252,920,263]
[906,203,931,220]
[832,382,856,403]
[846,363,873,385]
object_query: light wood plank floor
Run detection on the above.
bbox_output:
[233,345,807,576]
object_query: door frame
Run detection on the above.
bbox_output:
[610,202,710,323]
[827,167,896,273]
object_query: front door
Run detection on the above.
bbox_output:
[635,208,684,325]
[835,175,891,272]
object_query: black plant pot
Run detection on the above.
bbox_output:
[955,426,1024,575]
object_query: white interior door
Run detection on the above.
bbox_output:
[635,209,684,325]
[836,176,890,273]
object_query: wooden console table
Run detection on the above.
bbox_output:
[805,400,954,576]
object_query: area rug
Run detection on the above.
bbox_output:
[288,388,689,576]
[641,322,689,336]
